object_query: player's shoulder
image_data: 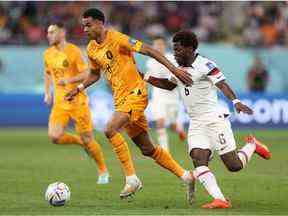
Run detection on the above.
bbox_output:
[194,54,218,72]
[86,40,97,56]
[43,46,54,59]
[108,28,122,37]
[66,42,81,51]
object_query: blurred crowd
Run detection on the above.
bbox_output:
[1,1,288,47]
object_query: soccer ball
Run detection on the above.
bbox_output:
[45,182,70,206]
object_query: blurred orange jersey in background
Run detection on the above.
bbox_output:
[44,43,88,110]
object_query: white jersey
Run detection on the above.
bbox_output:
[170,54,227,119]
[146,53,180,104]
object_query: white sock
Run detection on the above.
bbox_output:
[126,174,139,183]
[181,170,193,183]
[237,142,256,168]
[157,128,169,151]
[193,166,226,201]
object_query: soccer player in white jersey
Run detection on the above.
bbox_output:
[146,36,186,151]
[144,30,271,209]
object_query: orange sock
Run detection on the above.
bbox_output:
[86,140,107,174]
[109,133,135,176]
[152,146,185,178]
[57,133,84,146]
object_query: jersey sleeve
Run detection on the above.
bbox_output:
[204,60,225,84]
[74,47,88,73]
[43,53,50,75]
[119,33,143,52]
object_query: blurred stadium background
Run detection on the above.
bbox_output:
[0,1,288,128]
[0,1,288,214]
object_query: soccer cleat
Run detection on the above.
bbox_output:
[202,199,231,209]
[186,174,196,205]
[245,135,271,159]
[97,172,110,184]
[178,130,187,141]
[119,178,142,199]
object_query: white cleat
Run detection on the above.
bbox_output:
[97,172,110,185]
[119,178,143,199]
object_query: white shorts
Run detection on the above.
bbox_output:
[150,100,179,125]
[187,114,236,156]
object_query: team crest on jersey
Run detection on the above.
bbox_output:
[206,62,215,70]
[63,59,69,68]
[129,38,137,46]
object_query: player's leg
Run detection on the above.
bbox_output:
[151,101,169,151]
[155,118,169,151]
[48,107,83,146]
[104,111,138,190]
[131,130,194,201]
[132,131,192,181]
[220,136,271,172]
[74,106,109,184]
[190,148,230,208]
[79,132,109,184]
[188,122,230,209]
[169,104,186,141]
[171,122,186,141]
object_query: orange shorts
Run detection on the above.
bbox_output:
[49,103,93,134]
[116,92,149,138]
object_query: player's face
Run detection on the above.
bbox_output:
[82,17,104,39]
[47,25,63,46]
[152,39,166,54]
[173,42,194,67]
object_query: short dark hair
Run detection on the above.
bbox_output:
[152,35,166,42]
[172,30,198,50]
[53,22,65,29]
[83,8,105,23]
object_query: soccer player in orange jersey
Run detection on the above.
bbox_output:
[44,22,109,184]
[66,9,194,200]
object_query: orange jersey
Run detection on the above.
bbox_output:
[44,43,88,109]
[87,29,147,108]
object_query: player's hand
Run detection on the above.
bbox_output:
[65,88,79,101]
[172,67,193,86]
[44,94,52,106]
[235,102,253,115]
[58,79,69,86]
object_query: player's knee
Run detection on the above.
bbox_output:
[104,124,116,138]
[227,162,243,172]
[81,135,92,145]
[141,146,155,157]
[190,150,209,167]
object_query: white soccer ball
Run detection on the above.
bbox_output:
[45,182,70,206]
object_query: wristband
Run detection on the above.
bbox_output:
[232,99,241,105]
[144,73,151,81]
[77,83,85,91]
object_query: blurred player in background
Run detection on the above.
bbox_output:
[66,8,195,200]
[145,30,271,209]
[146,36,186,152]
[44,22,109,184]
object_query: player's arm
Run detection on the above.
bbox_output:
[138,44,192,86]
[58,48,90,86]
[65,68,101,101]
[58,70,89,86]
[144,73,177,91]
[44,72,53,105]
[216,80,253,114]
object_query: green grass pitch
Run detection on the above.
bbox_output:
[0,128,287,215]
